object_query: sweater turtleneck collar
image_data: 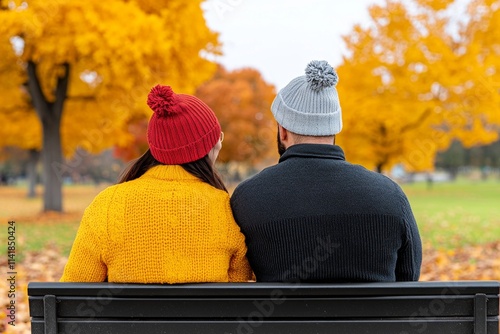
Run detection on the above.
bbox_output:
[279,144,346,163]
[142,165,201,181]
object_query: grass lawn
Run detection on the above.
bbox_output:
[402,178,500,249]
[0,184,104,257]
[0,178,499,257]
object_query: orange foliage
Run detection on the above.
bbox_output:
[196,65,278,165]
[113,119,149,162]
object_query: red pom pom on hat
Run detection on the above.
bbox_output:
[147,84,177,117]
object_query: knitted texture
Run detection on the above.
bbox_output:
[271,60,342,136]
[61,165,253,283]
[231,144,422,282]
[147,85,221,165]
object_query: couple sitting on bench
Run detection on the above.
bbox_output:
[60,60,422,285]
[30,60,498,334]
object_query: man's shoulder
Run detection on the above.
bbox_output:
[347,162,401,185]
[232,164,281,196]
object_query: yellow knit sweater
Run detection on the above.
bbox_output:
[60,165,253,283]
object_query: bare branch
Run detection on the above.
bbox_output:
[399,108,432,134]
[53,63,70,119]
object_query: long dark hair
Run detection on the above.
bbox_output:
[118,149,227,192]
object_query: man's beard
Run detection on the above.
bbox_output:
[277,131,287,156]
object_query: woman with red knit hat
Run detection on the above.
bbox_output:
[61,85,254,283]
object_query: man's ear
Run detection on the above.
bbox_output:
[278,124,288,142]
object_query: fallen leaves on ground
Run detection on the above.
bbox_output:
[420,241,500,281]
[0,245,66,333]
[1,242,499,334]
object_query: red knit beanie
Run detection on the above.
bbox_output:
[146,85,221,165]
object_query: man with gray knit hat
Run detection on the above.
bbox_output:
[230,60,422,283]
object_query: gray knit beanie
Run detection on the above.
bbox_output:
[271,60,342,136]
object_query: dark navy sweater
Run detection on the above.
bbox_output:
[230,144,422,282]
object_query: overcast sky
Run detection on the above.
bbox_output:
[203,0,385,89]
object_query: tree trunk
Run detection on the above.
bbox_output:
[26,148,40,198]
[449,167,458,181]
[41,113,63,211]
[27,61,69,212]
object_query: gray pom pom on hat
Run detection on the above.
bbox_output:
[306,60,339,91]
[271,60,342,136]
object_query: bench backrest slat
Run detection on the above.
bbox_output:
[30,319,496,334]
[28,281,500,296]
[29,295,497,318]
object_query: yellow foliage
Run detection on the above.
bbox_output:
[416,0,455,11]
[337,0,500,173]
[0,0,219,157]
[0,109,41,149]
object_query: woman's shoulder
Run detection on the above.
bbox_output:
[189,181,231,201]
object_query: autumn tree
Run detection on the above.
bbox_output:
[458,0,500,142]
[195,65,278,167]
[0,0,219,211]
[337,0,500,173]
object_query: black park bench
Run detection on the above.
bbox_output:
[28,280,499,334]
